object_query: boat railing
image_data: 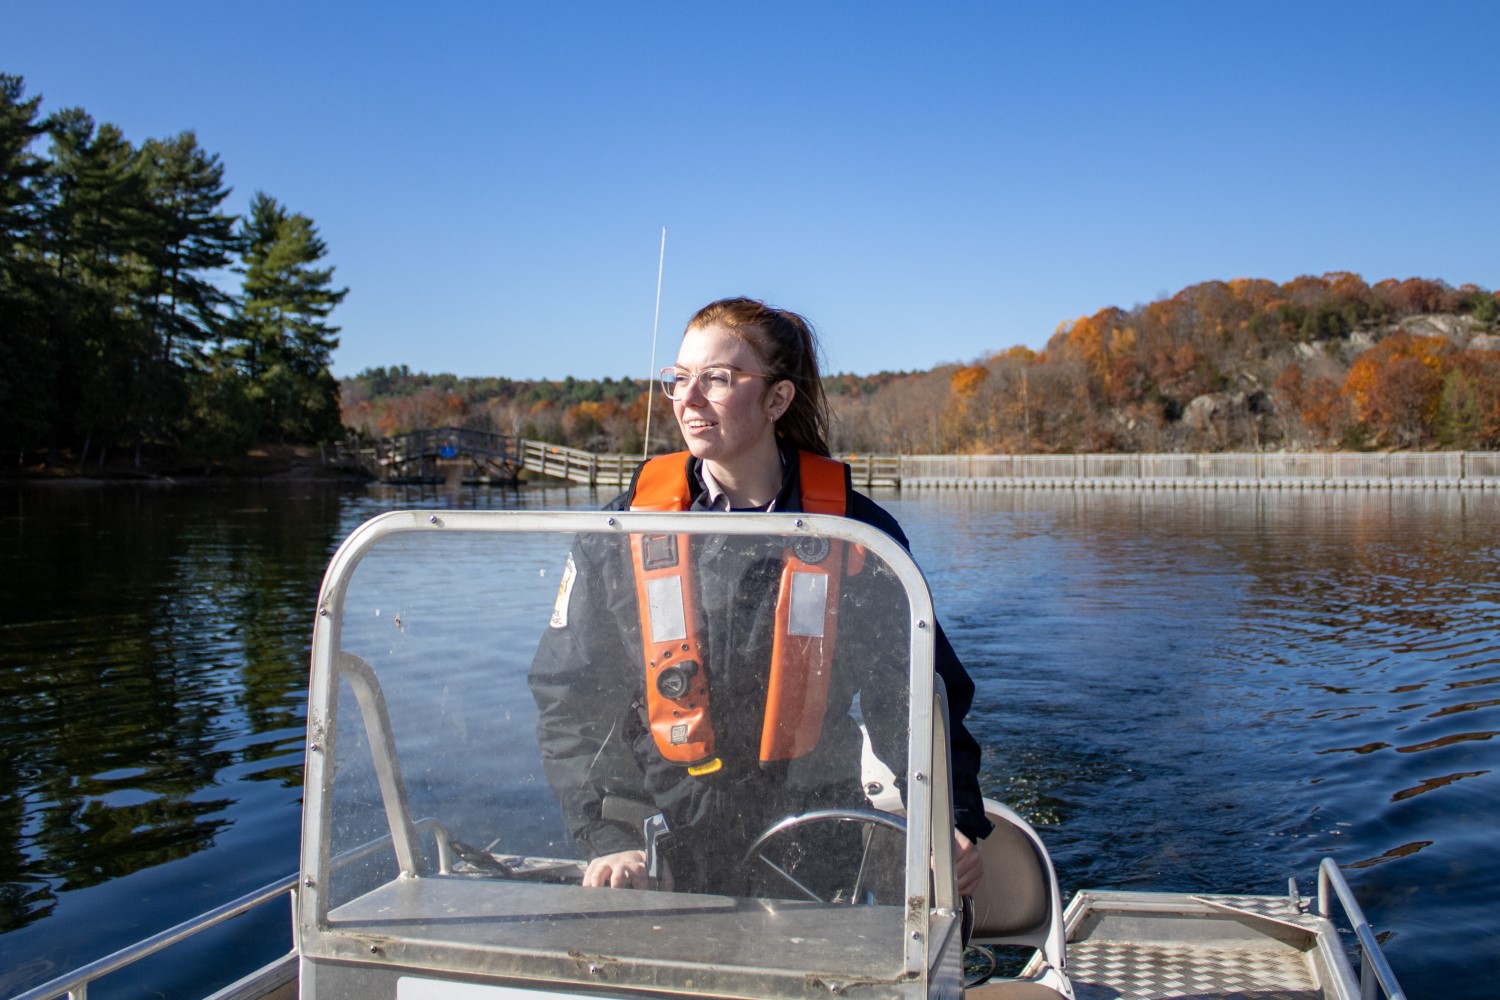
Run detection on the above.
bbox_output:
[12,817,456,1000]
[11,874,297,1000]
[1316,857,1408,1000]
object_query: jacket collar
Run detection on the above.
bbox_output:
[689,441,800,512]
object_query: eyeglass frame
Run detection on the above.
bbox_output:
[658,366,781,401]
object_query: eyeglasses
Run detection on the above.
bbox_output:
[659,366,776,401]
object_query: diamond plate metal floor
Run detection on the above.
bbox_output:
[1067,939,1321,1000]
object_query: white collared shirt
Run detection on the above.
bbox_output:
[698,457,781,512]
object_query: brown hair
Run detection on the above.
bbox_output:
[685,297,831,456]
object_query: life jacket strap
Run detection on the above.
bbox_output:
[629,528,717,768]
[628,450,857,770]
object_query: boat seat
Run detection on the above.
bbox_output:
[964,799,1073,1000]
[965,980,1071,1000]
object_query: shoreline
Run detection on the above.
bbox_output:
[3,443,373,485]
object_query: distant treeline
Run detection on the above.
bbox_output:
[343,274,1500,455]
[342,368,669,454]
[1,74,346,469]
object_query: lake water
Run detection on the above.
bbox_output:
[1,480,1497,997]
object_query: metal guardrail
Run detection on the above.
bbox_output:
[1317,858,1408,1000]
[12,815,464,1000]
[11,875,297,1000]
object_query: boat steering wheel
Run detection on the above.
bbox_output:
[740,808,906,904]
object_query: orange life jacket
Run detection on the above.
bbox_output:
[627,451,862,774]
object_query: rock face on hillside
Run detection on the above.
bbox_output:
[1398,314,1479,341]
[1305,315,1491,360]
[1182,389,1276,438]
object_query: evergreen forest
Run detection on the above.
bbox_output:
[343,275,1500,457]
[1,74,346,470]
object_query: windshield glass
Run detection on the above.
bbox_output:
[300,510,935,996]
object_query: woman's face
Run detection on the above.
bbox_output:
[671,323,792,470]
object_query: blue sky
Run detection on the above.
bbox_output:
[6,2,1497,380]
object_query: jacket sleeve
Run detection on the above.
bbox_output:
[527,535,650,858]
[932,619,994,842]
[847,494,994,843]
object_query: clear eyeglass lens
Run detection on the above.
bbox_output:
[701,369,733,397]
[662,367,735,401]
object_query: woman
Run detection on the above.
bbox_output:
[529,297,990,897]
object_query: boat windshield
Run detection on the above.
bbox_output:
[298,510,949,999]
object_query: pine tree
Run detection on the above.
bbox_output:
[0,74,53,458]
[137,131,237,367]
[41,110,154,460]
[234,192,347,442]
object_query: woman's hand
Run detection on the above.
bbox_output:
[583,850,671,890]
[955,831,984,898]
[583,850,648,888]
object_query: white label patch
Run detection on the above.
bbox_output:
[549,554,577,629]
[646,574,688,644]
[787,571,829,637]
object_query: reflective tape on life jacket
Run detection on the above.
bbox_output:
[627,450,859,772]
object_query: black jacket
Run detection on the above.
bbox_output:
[528,446,992,892]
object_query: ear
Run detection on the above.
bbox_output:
[768,379,795,421]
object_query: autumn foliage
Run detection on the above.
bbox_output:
[827,273,1499,453]
[341,274,1500,455]
[341,368,678,455]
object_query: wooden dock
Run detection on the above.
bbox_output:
[334,433,1500,491]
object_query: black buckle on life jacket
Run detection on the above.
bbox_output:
[640,533,678,571]
[792,534,832,565]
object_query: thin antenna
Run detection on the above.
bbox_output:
[643,227,667,459]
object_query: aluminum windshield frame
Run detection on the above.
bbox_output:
[298,509,944,991]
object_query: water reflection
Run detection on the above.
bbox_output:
[0,484,349,935]
[886,488,1500,992]
[1,482,1497,997]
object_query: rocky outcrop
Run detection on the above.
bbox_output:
[1398,314,1478,341]
[1182,389,1275,434]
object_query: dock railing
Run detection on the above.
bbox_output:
[338,431,1500,490]
[893,451,1499,489]
[517,447,1500,489]
[518,440,638,487]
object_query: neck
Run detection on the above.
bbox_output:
[704,439,784,509]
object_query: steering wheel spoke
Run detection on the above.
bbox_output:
[740,808,905,904]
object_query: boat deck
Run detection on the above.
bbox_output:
[1052,889,1354,1000]
[1067,938,1322,999]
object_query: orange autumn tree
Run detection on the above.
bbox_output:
[941,364,991,450]
[950,365,989,399]
[1342,333,1454,446]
